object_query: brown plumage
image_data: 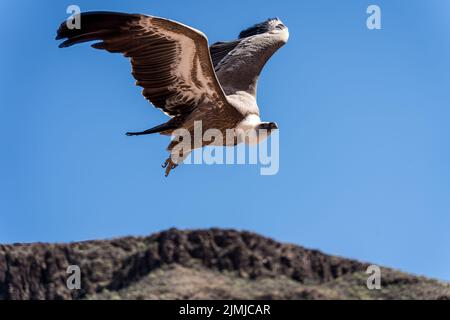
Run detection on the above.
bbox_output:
[56,12,288,176]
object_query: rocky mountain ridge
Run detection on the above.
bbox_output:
[0,228,448,300]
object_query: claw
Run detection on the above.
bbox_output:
[162,158,178,177]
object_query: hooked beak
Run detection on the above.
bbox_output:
[269,122,278,130]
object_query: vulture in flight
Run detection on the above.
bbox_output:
[56,12,289,176]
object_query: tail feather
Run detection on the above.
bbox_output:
[126,122,177,136]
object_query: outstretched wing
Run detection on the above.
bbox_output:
[56,11,229,117]
[209,18,289,98]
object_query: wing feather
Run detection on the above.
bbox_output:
[56,11,229,117]
[210,18,289,98]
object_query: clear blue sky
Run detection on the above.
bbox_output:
[1,1,449,281]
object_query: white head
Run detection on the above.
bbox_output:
[236,115,278,145]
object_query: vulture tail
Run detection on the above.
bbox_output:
[125,122,177,136]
